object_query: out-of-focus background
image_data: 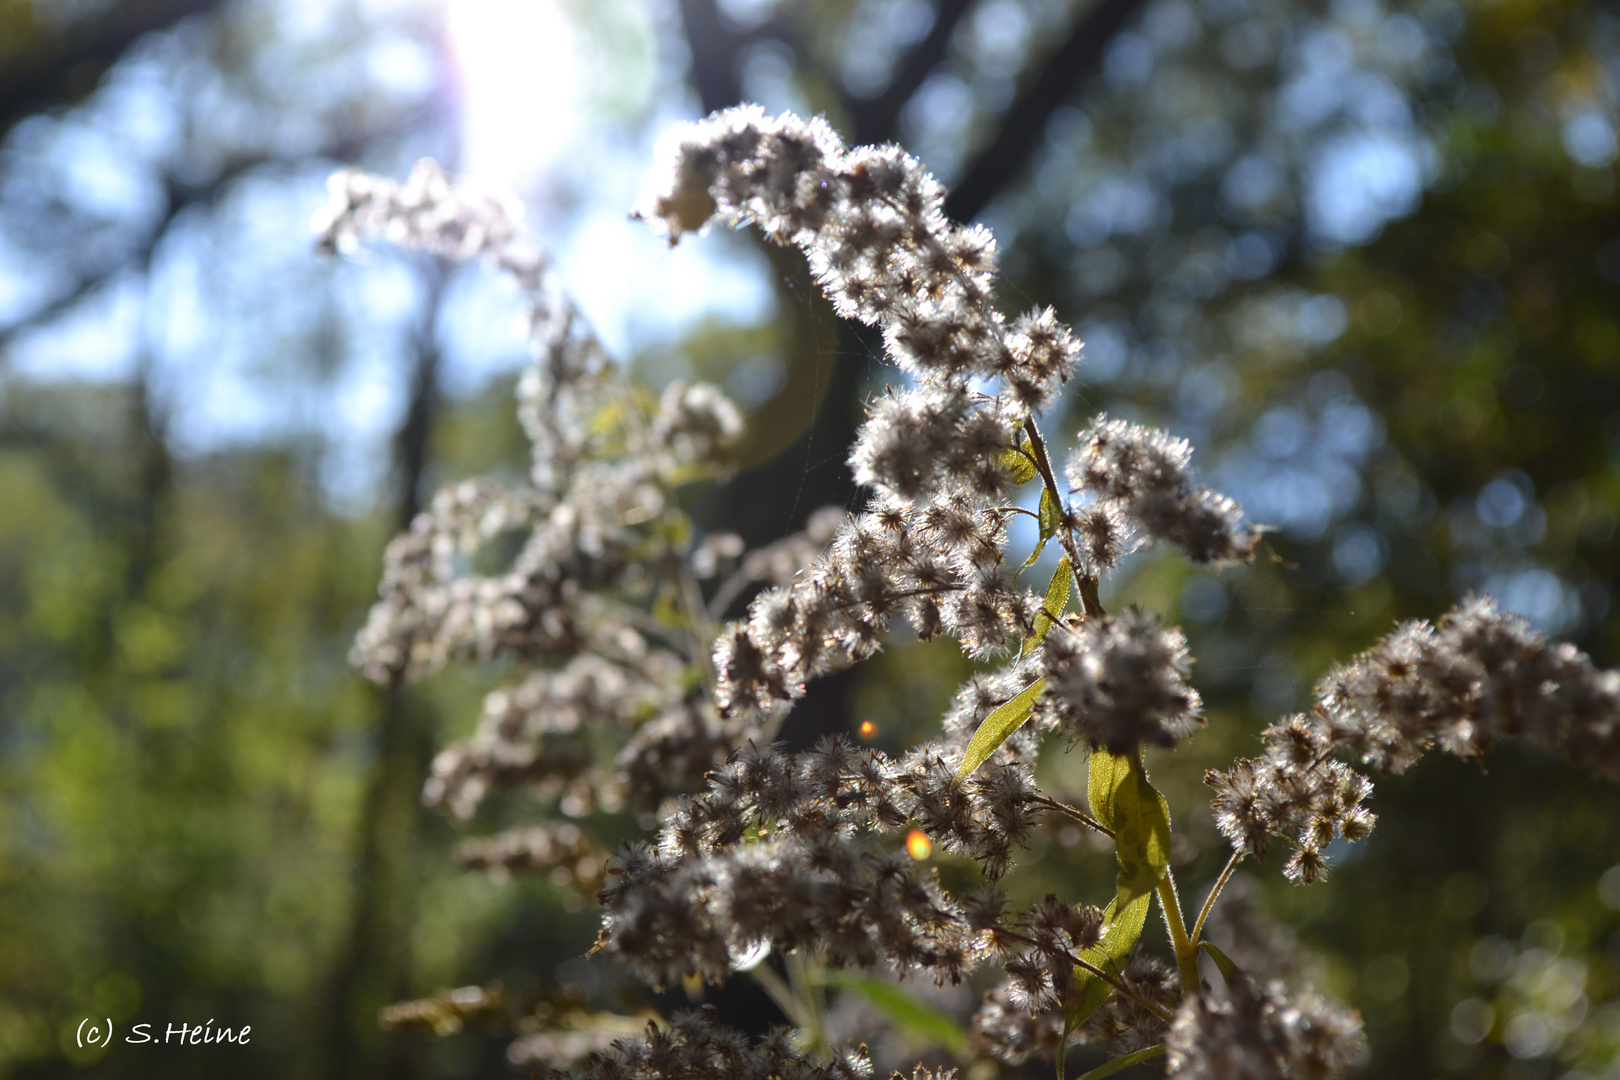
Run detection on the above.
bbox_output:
[1,0,1618,1077]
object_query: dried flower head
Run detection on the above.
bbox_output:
[1166,978,1362,1080]
[1039,608,1205,754]
[1209,595,1620,881]
[596,738,1041,988]
[1067,417,1259,567]
[545,1010,874,1080]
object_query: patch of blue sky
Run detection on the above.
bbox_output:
[1,0,778,514]
[7,271,146,384]
[1306,129,1426,245]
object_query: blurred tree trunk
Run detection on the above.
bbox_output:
[320,265,445,1080]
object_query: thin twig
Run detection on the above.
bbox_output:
[1127,750,1198,994]
[826,583,966,612]
[1023,415,1104,618]
[707,562,760,623]
[1190,850,1245,945]
[1031,794,1114,838]
[677,562,718,689]
[596,598,699,664]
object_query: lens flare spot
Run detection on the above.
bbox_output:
[859,721,877,739]
[906,829,932,860]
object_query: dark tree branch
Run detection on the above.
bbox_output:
[0,113,395,365]
[849,0,977,145]
[675,0,746,113]
[944,0,1148,223]
[0,155,263,358]
[0,264,122,359]
[0,0,229,137]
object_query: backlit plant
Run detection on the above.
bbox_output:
[320,107,1620,1080]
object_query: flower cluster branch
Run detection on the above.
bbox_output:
[328,106,1620,1080]
[1209,595,1620,882]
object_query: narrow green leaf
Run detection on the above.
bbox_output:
[954,677,1045,782]
[1021,556,1072,657]
[1198,940,1243,986]
[1074,1043,1168,1080]
[1017,487,1065,579]
[1016,536,1050,578]
[821,972,966,1055]
[1065,892,1151,1033]
[1039,486,1063,540]
[1002,439,1039,486]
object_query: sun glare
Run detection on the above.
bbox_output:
[447,0,580,188]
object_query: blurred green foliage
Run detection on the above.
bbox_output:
[0,377,596,1078]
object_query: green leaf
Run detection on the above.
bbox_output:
[1016,536,1050,577]
[821,972,966,1055]
[651,586,685,630]
[1198,940,1243,986]
[1018,488,1066,579]
[1021,556,1072,657]
[1002,439,1039,486]
[954,677,1045,782]
[1089,750,1172,911]
[1112,764,1172,911]
[1039,486,1064,541]
[1087,749,1128,833]
[1064,892,1151,1034]
[1074,1043,1168,1080]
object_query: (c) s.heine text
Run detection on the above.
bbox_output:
[125,1021,250,1045]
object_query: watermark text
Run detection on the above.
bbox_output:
[77,1018,250,1048]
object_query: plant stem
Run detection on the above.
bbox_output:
[1067,954,1175,1025]
[1156,869,1200,994]
[1023,415,1104,618]
[1120,749,1197,993]
[677,564,717,675]
[785,950,830,1060]
[750,961,807,1030]
[1190,850,1244,945]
